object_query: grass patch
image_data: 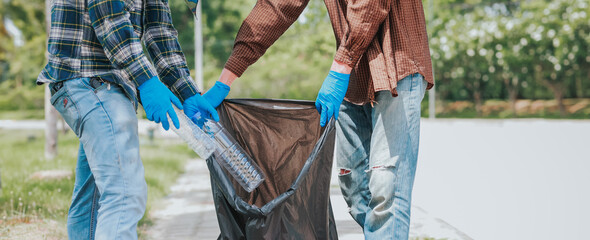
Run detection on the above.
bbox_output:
[0,218,65,239]
[0,129,195,238]
[0,110,45,120]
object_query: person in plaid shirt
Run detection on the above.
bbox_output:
[37,0,217,239]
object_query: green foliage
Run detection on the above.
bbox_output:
[0,0,588,118]
[169,0,197,68]
[429,0,590,105]
[0,0,47,88]
[201,0,254,69]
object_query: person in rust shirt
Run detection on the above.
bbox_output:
[199,0,433,239]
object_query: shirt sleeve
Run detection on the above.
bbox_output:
[224,0,310,77]
[142,0,199,102]
[333,0,391,68]
[88,0,157,87]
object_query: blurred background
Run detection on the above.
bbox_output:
[1,0,588,118]
[0,0,588,239]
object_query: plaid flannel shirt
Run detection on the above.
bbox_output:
[37,0,199,107]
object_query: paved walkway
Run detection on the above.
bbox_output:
[146,160,218,240]
[147,158,471,240]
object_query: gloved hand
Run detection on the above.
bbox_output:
[315,71,350,127]
[138,76,182,131]
[183,93,219,127]
[203,81,230,108]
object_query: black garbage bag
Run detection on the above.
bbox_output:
[206,99,338,240]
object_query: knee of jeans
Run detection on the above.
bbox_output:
[366,165,394,171]
[367,165,396,207]
[128,176,148,198]
[338,167,353,184]
[101,180,147,210]
[337,168,356,199]
[127,185,148,209]
[365,165,396,176]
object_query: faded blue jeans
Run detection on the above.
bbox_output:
[336,73,427,240]
[49,77,147,240]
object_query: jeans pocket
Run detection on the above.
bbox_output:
[50,83,81,135]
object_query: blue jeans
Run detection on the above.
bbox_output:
[336,73,427,240]
[49,78,147,240]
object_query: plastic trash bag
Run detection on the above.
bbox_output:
[206,99,338,240]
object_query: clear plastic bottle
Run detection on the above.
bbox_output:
[169,107,265,192]
[201,119,266,192]
[169,105,216,159]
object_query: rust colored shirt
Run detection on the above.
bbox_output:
[224,0,434,104]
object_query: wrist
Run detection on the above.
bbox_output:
[218,68,238,87]
[330,60,352,75]
[185,93,200,102]
[137,75,160,92]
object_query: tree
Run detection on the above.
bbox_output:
[517,0,590,116]
[428,0,589,117]
[1,0,46,88]
[44,0,58,159]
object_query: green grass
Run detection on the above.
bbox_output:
[0,129,195,237]
[0,110,45,120]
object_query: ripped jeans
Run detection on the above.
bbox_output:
[336,73,427,240]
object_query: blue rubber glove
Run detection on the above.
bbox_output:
[315,71,350,127]
[138,76,182,131]
[183,93,220,127]
[203,81,230,108]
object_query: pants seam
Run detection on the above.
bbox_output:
[89,186,99,240]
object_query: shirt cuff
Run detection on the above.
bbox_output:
[170,75,200,103]
[130,55,158,87]
[334,45,360,69]
[224,47,251,77]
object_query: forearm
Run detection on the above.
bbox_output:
[222,57,351,88]
[218,68,238,87]
[330,60,352,74]
[143,0,199,102]
[224,0,310,77]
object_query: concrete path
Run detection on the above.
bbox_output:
[413,119,590,240]
[146,158,470,240]
[146,159,218,240]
